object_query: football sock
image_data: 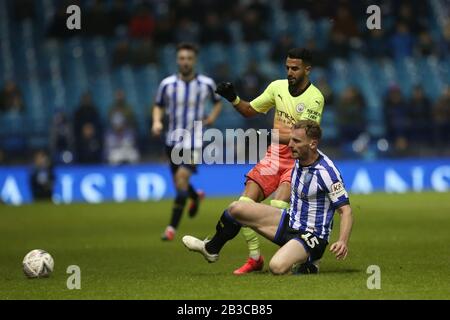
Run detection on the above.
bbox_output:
[239,196,261,260]
[205,210,241,254]
[270,199,290,209]
[169,190,189,229]
[187,184,199,200]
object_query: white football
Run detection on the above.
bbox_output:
[22,249,54,278]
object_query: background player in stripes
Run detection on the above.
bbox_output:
[214,48,325,274]
[151,42,222,241]
[182,120,353,275]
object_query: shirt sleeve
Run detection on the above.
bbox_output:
[300,93,324,124]
[249,81,276,114]
[319,167,350,209]
[155,82,167,107]
[208,80,221,104]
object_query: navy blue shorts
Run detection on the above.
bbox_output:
[165,146,198,174]
[273,210,328,261]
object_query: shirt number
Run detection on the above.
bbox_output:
[301,232,319,248]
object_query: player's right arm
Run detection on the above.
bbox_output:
[215,82,260,118]
[151,104,163,137]
[151,81,167,137]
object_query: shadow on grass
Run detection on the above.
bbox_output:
[188,269,363,277]
[315,268,362,275]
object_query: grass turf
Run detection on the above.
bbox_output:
[0,192,449,300]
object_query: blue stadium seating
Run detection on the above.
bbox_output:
[0,0,448,151]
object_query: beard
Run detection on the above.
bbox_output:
[288,75,304,93]
[179,66,193,76]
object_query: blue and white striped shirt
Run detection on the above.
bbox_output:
[288,150,350,242]
[155,74,221,148]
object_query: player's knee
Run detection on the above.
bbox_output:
[269,258,290,275]
[228,201,242,218]
[174,176,188,191]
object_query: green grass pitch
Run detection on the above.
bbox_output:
[1,192,449,300]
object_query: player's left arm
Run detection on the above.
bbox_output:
[323,170,352,260]
[330,204,353,260]
[203,81,223,126]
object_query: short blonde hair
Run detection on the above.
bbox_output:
[292,120,322,140]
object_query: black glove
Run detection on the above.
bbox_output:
[215,82,237,103]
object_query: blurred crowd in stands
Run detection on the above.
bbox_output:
[0,0,449,167]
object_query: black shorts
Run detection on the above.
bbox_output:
[165,145,199,174]
[273,210,328,262]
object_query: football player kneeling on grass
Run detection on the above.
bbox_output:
[183,120,353,275]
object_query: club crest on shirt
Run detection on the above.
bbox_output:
[296,103,305,113]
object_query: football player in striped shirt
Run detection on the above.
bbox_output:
[182,120,353,275]
[151,43,222,241]
[214,48,325,274]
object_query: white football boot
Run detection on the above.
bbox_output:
[182,235,219,263]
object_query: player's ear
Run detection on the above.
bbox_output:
[309,139,318,149]
[305,65,312,75]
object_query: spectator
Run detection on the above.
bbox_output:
[174,17,199,43]
[129,4,155,38]
[331,5,359,39]
[389,22,414,60]
[236,62,268,101]
[432,86,450,147]
[283,0,335,19]
[73,92,102,163]
[171,0,204,23]
[246,0,271,21]
[384,86,410,152]
[416,30,437,57]
[47,5,74,38]
[153,15,175,45]
[212,62,232,84]
[438,21,450,58]
[202,0,239,21]
[270,34,295,63]
[104,112,139,165]
[108,90,136,130]
[110,0,130,29]
[316,76,334,106]
[73,92,102,142]
[112,40,131,67]
[77,123,103,164]
[83,0,112,37]
[236,62,270,130]
[408,85,431,143]
[365,29,389,59]
[50,111,74,165]
[328,31,350,58]
[395,2,428,34]
[241,9,267,43]
[30,150,54,200]
[131,39,157,66]
[0,80,25,113]
[200,12,231,44]
[336,86,366,142]
[305,39,330,68]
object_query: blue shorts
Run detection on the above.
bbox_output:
[165,145,198,174]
